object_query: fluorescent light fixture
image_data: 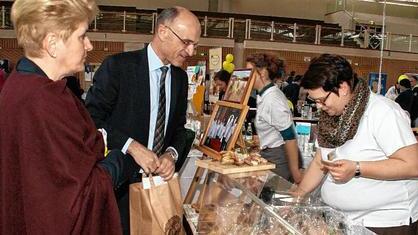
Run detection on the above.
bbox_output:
[360,0,418,7]
[379,1,418,7]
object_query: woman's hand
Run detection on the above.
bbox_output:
[288,184,308,197]
[291,168,304,184]
[321,159,356,183]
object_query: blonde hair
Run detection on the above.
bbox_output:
[11,0,98,58]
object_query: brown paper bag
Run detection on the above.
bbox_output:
[129,174,183,235]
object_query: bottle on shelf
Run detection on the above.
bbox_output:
[245,123,253,142]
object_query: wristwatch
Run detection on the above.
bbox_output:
[354,161,361,178]
[165,148,178,162]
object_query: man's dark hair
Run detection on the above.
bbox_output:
[301,54,356,93]
[156,7,180,27]
[399,78,411,89]
[214,69,231,84]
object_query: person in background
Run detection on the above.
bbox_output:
[411,75,418,127]
[0,59,11,92]
[385,74,409,101]
[286,70,296,84]
[213,69,231,100]
[283,74,302,116]
[275,69,288,90]
[0,0,135,234]
[292,54,418,235]
[85,6,201,234]
[395,79,413,113]
[250,53,303,183]
[409,75,418,93]
[395,79,417,127]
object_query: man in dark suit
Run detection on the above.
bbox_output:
[85,6,201,234]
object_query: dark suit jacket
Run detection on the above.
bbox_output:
[85,47,189,175]
[86,47,189,234]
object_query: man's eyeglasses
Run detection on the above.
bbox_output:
[307,91,332,106]
[164,25,198,50]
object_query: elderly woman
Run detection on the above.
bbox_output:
[249,53,303,183]
[293,54,418,235]
[0,0,132,234]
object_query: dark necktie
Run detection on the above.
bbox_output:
[152,66,168,156]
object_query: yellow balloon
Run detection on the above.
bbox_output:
[287,100,294,112]
[225,63,235,73]
[225,54,234,63]
[222,61,230,70]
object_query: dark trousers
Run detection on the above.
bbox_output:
[260,145,291,181]
[116,184,131,235]
[367,219,417,235]
[114,155,140,235]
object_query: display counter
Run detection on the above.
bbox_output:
[292,117,319,123]
[183,167,374,234]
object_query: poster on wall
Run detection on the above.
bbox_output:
[186,64,206,115]
[209,47,222,71]
[368,72,387,95]
[186,65,206,100]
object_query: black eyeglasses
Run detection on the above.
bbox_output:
[164,25,198,50]
[307,91,332,106]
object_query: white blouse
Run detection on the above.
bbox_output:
[255,85,293,149]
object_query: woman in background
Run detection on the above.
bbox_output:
[213,69,231,100]
[249,53,303,183]
[0,0,134,234]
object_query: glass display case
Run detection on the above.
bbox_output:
[184,169,375,235]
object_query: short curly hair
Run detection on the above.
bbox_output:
[247,53,285,81]
[11,0,98,58]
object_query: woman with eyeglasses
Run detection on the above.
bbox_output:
[292,54,418,235]
[248,53,303,184]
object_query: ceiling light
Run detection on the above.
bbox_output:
[378,1,418,7]
[360,0,418,7]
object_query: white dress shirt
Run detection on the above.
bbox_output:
[122,44,173,154]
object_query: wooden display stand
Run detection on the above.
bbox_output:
[184,69,275,206]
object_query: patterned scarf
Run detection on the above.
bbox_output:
[318,78,370,148]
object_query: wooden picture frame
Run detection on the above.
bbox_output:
[197,101,249,160]
[222,69,255,105]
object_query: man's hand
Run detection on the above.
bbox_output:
[127,140,160,174]
[155,152,175,181]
